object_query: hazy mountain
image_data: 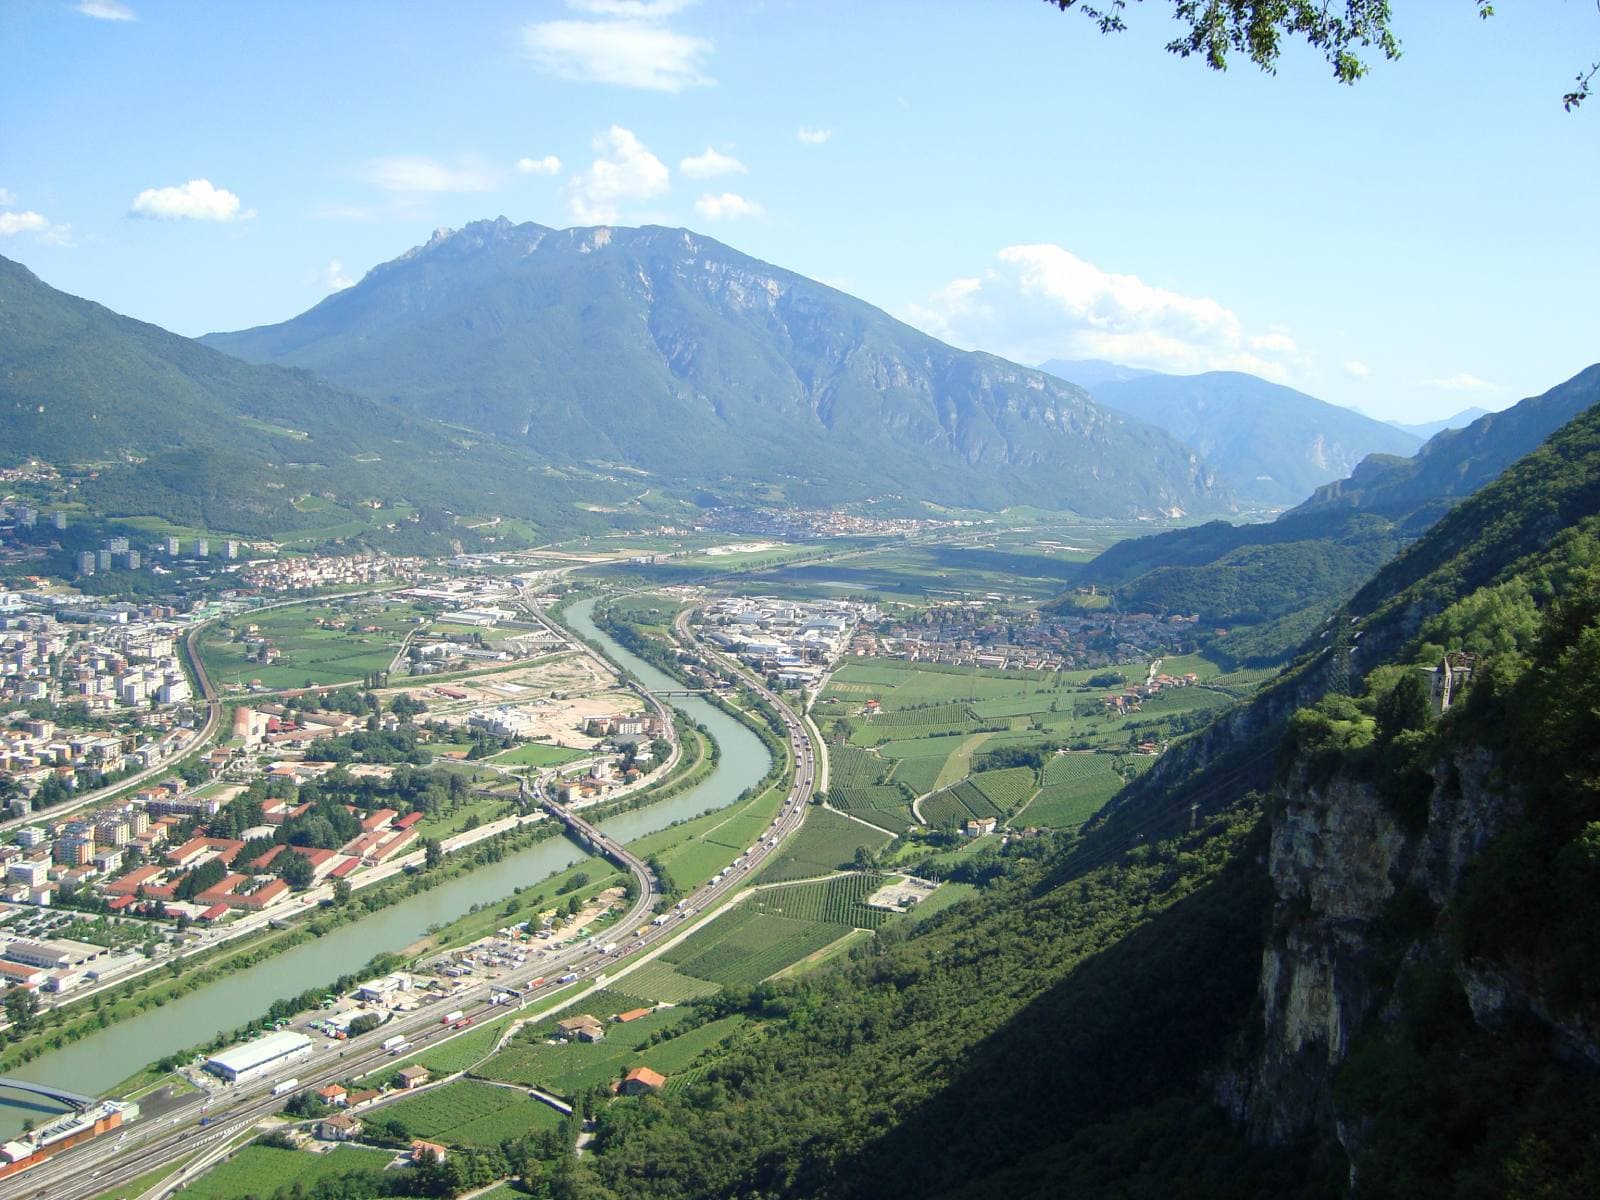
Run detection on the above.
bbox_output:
[1039,364,1421,508]
[1288,365,1600,524]
[1035,358,1159,390]
[1070,363,1600,664]
[203,219,1231,518]
[0,254,631,540]
[1387,405,1490,439]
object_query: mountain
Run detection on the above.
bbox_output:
[202,220,1230,518]
[1035,357,1159,390]
[1040,364,1421,508]
[1287,364,1600,524]
[0,255,632,542]
[1066,364,1600,664]
[1386,404,1489,439]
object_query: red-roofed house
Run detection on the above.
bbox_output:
[107,894,137,912]
[613,1008,652,1024]
[343,830,387,859]
[289,845,340,881]
[327,855,361,879]
[104,864,165,896]
[360,808,398,833]
[199,903,230,923]
[229,878,290,910]
[246,844,286,871]
[393,811,424,832]
[197,873,247,906]
[620,1066,666,1095]
[370,829,418,863]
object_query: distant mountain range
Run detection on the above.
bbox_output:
[1039,361,1420,508]
[1069,363,1600,663]
[202,219,1230,518]
[1386,406,1490,439]
[0,254,636,543]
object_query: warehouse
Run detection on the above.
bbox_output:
[204,1030,314,1083]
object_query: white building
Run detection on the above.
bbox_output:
[204,1030,314,1083]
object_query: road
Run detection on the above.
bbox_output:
[21,600,819,1200]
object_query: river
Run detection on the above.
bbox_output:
[0,596,769,1136]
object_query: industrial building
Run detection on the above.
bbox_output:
[204,1030,314,1083]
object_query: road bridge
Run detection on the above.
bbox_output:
[0,1076,97,1109]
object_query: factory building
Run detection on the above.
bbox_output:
[204,1030,314,1083]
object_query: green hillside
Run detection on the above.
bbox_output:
[0,254,636,541]
[203,219,1234,518]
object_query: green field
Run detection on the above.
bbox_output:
[751,872,889,930]
[614,960,721,1002]
[661,905,854,985]
[478,1007,687,1097]
[376,1079,564,1147]
[827,745,916,832]
[758,807,891,883]
[179,1145,396,1200]
[628,780,786,889]
[488,742,589,767]
[201,598,428,691]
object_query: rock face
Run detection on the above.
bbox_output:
[1223,748,1526,1166]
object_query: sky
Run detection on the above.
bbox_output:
[3,0,1597,424]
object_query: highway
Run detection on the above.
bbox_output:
[17,601,819,1200]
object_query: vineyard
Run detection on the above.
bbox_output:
[1022,753,1134,827]
[864,702,973,728]
[380,1080,563,1147]
[479,1007,687,1097]
[616,960,720,1003]
[752,873,888,929]
[970,767,1038,812]
[759,807,891,883]
[662,907,852,986]
[180,1147,396,1200]
[828,747,916,832]
[920,779,1006,828]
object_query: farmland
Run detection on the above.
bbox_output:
[478,1006,689,1097]
[757,807,891,883]
[199,597,433,691]
[660,905,855,986]
[750,872,890,930]
[176,1145,396,1200]
[811,656,1253,834]
[377,1080,563,1147]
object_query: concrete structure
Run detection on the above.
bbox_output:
[204,1030,313,1083]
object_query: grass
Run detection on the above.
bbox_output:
[199,598,429,692]
[614,960,720,1003]
[488,742,589,767]
[626,774,786,889]
[660,905,855,986]
[178,1145,396,1200]
[758,807,891,883]
[768,927,873,979]
[478,1008,690,1097]
[377,1079,564,1147]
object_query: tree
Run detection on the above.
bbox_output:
[1044,1,1592,108]
[423,838,444,869]
[279,849,315,890]
[332,877,353,906]
[4,987,41,1034]
[1376,672,1432,742]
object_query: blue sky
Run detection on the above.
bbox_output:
[3,0,1596,423]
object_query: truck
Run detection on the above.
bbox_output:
[651,915,668,926]
[597,942,618,955]
[529,976,546,989]
[272,1078,300,1097]
[382,1034,407,1052]
[558,971,579,984]
[388,1041,411,1056]
[452,1017,473,1029]
[441,1010,464,1025]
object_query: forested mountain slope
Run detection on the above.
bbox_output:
[203,220,1230,517]
[0,255,631,540]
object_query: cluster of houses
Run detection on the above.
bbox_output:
[696,597,865,688]
[863,605,1205,673]
[0,934,144,995]
[237,552,426,594]
[1100,669,1203,715]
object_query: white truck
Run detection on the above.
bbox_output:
[441,1009,465,1025]
[382,1034,407,1052]
[271,1078,300,1097]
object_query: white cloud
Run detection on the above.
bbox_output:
[694,192,764,221]
[76,1,135,20]
[1422,371,1495,391]
[516,155,563,176]
[0,211,48,236]
[523,18,712,91]
[796,126,832,145]
[0,188,13,207]
[324,259,355,291]
[1343,360,1372,380]
[904,243,1302,380]
[129,178,252,222]
[566,126,670,223]
[567,0,696,14]
[354,156,498,194]
[680,147,746,179]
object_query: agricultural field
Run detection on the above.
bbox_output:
[615,960,720,1003]
[758,807,891,883]
[478,1007,688,1097]
[661,905,854,986]
[811,657,1250,833]
[751,872,889,930]
[627,778,786,890]
[200,598,430,692]
[179,1145,396,1200]
[377,1079,563,1147]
